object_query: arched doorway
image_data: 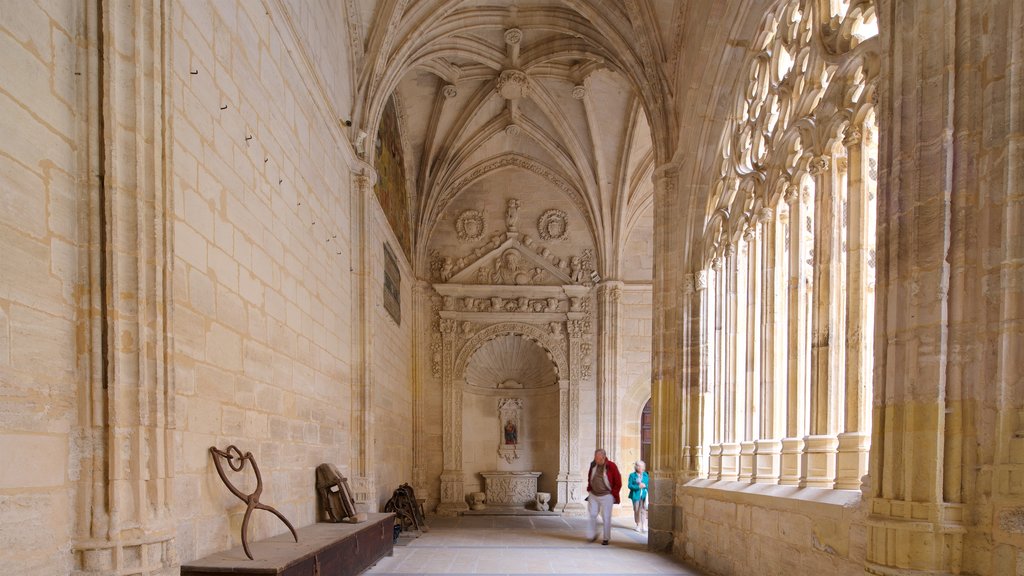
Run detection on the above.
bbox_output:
[640,399,652,469]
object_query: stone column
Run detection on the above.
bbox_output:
[836,126,870,491]
[867,1,1024,574]
[739,223,760,483]
[708,256,725,480]
[802,155,839,488]
[720,243,740,481]
[779,183,806,485]
[681,272,707,480]
[755,207,783,484]
[596,281,623,452]
[74,1,177,573]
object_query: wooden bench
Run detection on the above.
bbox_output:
[181,513,395,576]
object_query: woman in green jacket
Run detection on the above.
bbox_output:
[627,460,649,533]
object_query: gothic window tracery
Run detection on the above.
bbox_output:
[696,0,878,490]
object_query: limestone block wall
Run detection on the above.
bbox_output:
[368,208,414,510]
[0,1,83,573]
[615,286,653,468]
[675,484,865,576]
[166,0,416,563]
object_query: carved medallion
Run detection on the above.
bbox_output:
[455,209,486,242]
[537,209,568,241]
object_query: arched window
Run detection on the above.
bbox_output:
[695,0,878,490]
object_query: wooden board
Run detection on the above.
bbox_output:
[180,513,395,575]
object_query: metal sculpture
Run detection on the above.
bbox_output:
[383,483,427,532]
[209,445,298,560]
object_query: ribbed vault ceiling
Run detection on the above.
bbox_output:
[348,0,681,277]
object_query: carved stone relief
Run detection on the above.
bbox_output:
[455,209,486,242]
[538,209,569,241]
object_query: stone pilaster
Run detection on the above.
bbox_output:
[411,280,434,501]
[866,1,1024,573]
[74,1,177,573]
[595,280,623,452]
[649,165,681,551]
[436,319,468,516]
[350,170,378,511]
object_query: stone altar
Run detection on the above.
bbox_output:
[480,471,541,507]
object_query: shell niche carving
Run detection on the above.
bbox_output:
[455,209,486,242]
[465,335,558,390]
[537,209,568,241]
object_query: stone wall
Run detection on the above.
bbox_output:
[169,0,366,561]
[0,1,83,574]
[368,206,415,510]
[676,483,865,576]
[0,1,414,572]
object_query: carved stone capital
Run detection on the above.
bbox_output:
[784,183,800,204]
[843,125,862,146]
[439,318,459,335]
[809,155,831,176]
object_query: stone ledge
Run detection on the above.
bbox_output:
[680,478,862,518]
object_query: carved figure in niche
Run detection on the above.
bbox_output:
[497,398,523,463]
[491,297,504,310]
[569,297,582,312]
[440,258,454,282]
[517,297,529,311]
[504,420,518,445]
[455,209,486,242]
[546,297,559,312]
[531,267,546,284]
[538,209,569,241]
[569,256,583,283]
[442,296,455,310]
[505,198,521,232]
[464,297,476,310]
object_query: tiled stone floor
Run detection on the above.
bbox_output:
[366,515,705,575]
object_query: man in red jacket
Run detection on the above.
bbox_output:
[585,448,622,545]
